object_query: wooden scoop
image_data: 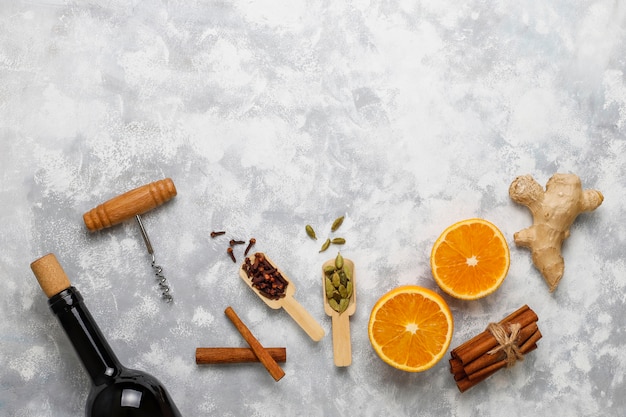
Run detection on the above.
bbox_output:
[322,257,356,367]
[239,253,325,342]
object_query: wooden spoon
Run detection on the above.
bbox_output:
[239,253,325,342]
[322,257,356,367]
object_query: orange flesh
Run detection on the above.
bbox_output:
[432,221,508,298]
[369,288,453,371]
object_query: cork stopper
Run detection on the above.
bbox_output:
[30,253,71,298]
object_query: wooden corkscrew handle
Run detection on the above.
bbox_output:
[83,178,177,232]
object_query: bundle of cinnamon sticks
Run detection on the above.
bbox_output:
[449,305,542,392]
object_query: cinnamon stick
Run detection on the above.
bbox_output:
[196,347,287,364]
[450,305,542,392]
[449,358,465,380]
[463,322,538,376]
[454,365,500,393]
[224,306,285,381]
[451,305,538,365]
[455,343,539,392]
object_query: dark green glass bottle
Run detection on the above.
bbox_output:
[32,253,182,417]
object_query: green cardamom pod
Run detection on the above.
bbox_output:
[343,265,352,280]
[331,216,344,232]
[331,272,341,288]
[338,298,349,313]
[338,284,347,298]
[331,237,346,245]
[319,238,330,253]
[325,277,335,298]
[329,298,340,312]
[323,265,336,275]
[339,270,348,287]
[305,225,317,240]
[332,291,342,303]
[346,280,353,298]
[335,252,344,270]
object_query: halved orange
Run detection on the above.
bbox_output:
[430,218,510,300]
[368,285,454,372]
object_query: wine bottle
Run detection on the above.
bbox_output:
[30,253,183,417]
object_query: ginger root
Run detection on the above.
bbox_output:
[509,173,603,292]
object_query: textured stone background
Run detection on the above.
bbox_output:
[1,1,625,416]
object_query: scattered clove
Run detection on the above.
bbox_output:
[227,247,237,263]
[244,238,256,256]
[215,230,257,265]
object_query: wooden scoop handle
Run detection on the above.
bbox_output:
[83,178,177,232]
[281,296,325,342]
[331,313,352,367]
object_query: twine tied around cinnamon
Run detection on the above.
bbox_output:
[486,322,524,367]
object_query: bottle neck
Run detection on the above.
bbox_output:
[49,287,123,385]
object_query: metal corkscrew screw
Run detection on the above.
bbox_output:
[136,215,173,302]
[83,178,177,302]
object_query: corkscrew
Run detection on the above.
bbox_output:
[135,214,173,302]
[83,178,177,302]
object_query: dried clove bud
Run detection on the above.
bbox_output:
[241,253,289,300]
[227,247,237,263]
[230,239,245,247]
[211,231,226,238]
[244,238,256,256]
